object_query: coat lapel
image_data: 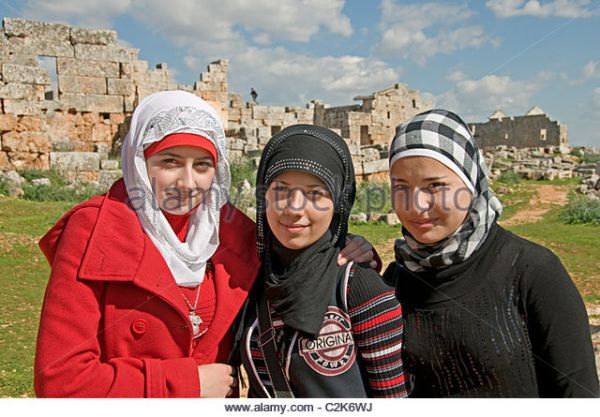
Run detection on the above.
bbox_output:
[78,179,260,355]
[78,179,192,323]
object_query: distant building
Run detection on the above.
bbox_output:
[313,83,432,146]
[469,106,569,150]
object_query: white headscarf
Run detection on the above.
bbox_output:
[122,91,231,287]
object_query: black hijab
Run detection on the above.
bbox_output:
[255,124,356,338]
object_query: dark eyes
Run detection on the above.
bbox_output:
[429,182,448,190]
[160,159,213,169]
[393,183,449,192]
[271,186,328,200]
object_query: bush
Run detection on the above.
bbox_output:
[352,181,391,214]
[583,153,600,164]
[570,148,600,164]
[229,158,257,188]
[570,148,584,159]
[496,170,521,185]
[22,182,104,203]
[560,195,600,225]
[17,169,105,203]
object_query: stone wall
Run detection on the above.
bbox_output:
[483,145,586,181]
[470,112,568,151]
[0,18,228,179]
[314,83,432,147]
[226,95,316,160]
[1,17,582,186]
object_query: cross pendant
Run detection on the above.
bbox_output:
[189,311,203,335]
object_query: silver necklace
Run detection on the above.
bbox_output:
[179,285,204,336]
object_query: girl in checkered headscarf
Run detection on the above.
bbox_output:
[388,108,502,271]
[384,109,598,398]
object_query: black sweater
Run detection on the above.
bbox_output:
[384,223,599,398]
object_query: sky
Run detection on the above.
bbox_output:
[1,0,599,147]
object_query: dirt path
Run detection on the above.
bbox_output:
[501,184,569,226]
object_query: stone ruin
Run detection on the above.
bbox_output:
[575,163,600,200]
[470,106,569,152]
[483,145,582,181]
[1,17,596,196]
[0,18,435,186]
[0,17,228,187]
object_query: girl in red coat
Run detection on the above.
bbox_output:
[35,91,374,398]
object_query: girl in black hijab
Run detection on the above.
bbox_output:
[240,124,408,398]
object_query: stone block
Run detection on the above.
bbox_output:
[107,78,133,96]
[2,36,73,59]
[74,44,132,63]
[350,213,368,223]
[3,18,70,42]
[362,147,380,163]
[558,170,573,180]
[354,162,364,176]
[124,96,135,112]
[2,63,50,85]
[268,106,285,116]
[32,178,51,187]
[0,114,17,132]
[283,112,299,125]
[56,58,120,78]
[92,123,112,143]
[100,159,119,170]
[98,169,122,188]
[0,151,11,170]
[384,213,400,226]
[50,151,101,171]
[228,139,245,151]
[252,106,268,120]
[59,94,123,113]
[58,75,107,95]
[362,159,388,175]
[367,212,383,222]
[3,100,41,115]
[71,28,118,45]
[1,131,50,153]
[132,60,148,74]
[16,115,43,132]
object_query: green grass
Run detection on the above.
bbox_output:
[506,207,600,298]
[1,183,599,397]
[349,222,402,247]
[495,185,536,221]
[0,198,77,397]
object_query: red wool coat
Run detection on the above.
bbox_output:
[34,179,260,397]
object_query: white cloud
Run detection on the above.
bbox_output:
[22,0,352,44]
[568,61,600,85]
[207,47,400,105]
[582,61,599,78]
[486,0,600,18]
[22,0,132,28]
[135,0,352,47]
[376,1,496,65]
[436,73,543,121]
[21,0,381,107]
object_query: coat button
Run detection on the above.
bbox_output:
[131,319,148,335]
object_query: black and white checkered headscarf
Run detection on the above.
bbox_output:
[389,109,503,272]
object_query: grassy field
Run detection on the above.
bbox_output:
[0,179,598,397]
[0,199,73,397]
